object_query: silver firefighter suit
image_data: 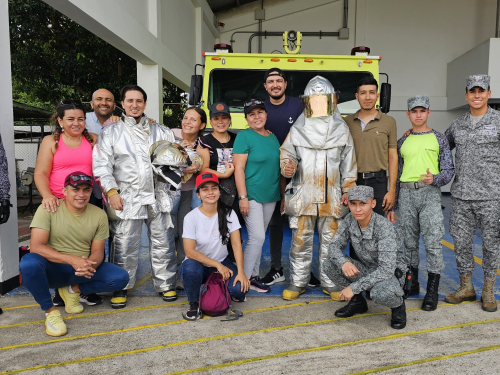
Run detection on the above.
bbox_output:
[93,115,194,292]
[324,212,407,309]
[280,76,357,288]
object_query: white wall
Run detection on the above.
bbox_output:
[219,0,354,55]
[217,0,498,192]
[161,1,197,67]
[217,0,497,134]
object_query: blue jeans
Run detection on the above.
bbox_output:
[19,253,129,311]
[191,186,202,208]
[179,257,246,303]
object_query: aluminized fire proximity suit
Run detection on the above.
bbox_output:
[93,115,199,292]
[280,76,357,289]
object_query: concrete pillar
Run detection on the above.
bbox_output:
[195,6,203,66]
[0,0,20,294]
[137,62,163,123]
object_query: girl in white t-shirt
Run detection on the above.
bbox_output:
[179,173,250,320]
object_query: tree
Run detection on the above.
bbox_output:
[9,0,186,125]
[9,0,137,105]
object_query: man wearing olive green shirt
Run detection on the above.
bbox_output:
[19,172,129,337]
[344,76,398,217]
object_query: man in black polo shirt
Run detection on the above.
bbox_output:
[261,68,320,287]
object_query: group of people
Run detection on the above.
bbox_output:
[2,68,496,336]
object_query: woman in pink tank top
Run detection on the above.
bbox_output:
[34,101,98,213]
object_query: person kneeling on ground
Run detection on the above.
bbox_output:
[19,172,129,337]
[324,186,407,330]
[179,173,250,320]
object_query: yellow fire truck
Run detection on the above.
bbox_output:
[188,31,391,129]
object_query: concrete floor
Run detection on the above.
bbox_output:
[1,193,499,374]
[1,295,499,374]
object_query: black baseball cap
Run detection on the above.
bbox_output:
[264,67,286,82]
[209,102,231,119]
[64,172,93,188]
[243,98,266,115]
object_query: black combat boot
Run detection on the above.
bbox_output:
[334,294,368,318]
[422,273,440,311]
[391,300,406,329]
[409,267,420,296]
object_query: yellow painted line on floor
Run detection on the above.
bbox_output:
[0,319,187,351]
[128,273,152,293]
[348,344,500,374]
[2,304,38,311]
[0,298,333,331]
[442,239,500,276]
[0,301,189,330]
[0,299,335,350]
[0,302,476,374]
[163,317,500,375]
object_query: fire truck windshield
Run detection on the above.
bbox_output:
[208,69,374,114]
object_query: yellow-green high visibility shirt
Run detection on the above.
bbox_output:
[399,132,439,182]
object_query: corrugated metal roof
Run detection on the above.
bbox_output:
[206,0,258,13]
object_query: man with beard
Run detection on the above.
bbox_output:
[93,84,201,308]
[85,89,116,136]
[261,68,321,288]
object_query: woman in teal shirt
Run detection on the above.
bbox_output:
[233,99,281,293]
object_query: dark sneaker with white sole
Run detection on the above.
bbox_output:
[250,276,271,293]
[307,272,321,287]
[53,289,64,306]
[80,293,102,306]
[182,302,203,321]
[261,267,285,285]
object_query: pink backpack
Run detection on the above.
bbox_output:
[199,271,243,321]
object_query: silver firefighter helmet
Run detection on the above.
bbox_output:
[150,140,188,167]
[149,140,190,188]
[301,75,337,118]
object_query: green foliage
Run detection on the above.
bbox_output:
[162,81,186,128]
[9,0,186,125]
[9,0,136,105]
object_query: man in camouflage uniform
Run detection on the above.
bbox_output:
[324,186,407,330]
[0,133,12,315]
[444,74,500,312]
[388,96,454,311]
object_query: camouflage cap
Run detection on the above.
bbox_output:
[407,95,430,110]
[348,186,374,202]
[466,74,490,91]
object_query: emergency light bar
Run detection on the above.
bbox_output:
[351,46,370,56]
[214,43,232,53]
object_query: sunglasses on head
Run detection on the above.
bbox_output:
[66,174,92,185]
[244,99,264,107]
